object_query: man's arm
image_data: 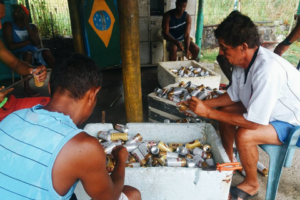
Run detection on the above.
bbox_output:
[162,13,184,51]
[26,23,41,48]
[53,133,128,200]
[3,22,32,50]
[188,97,260,130]
[274,21,300,56]
[184,14,192,58]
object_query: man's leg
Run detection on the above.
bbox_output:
[42,49,55,69]
[22,52,38,97]
[218,102,247,161]
[233,125,282,199]
[168,42,178,61]
[188,41,200,60]
[122,185,141,200]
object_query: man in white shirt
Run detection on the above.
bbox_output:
[179,11,300,200]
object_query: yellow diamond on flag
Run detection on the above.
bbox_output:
[88,0,115,47]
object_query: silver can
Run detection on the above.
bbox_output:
[193,155,205,167]
[126,133,143,144]
[97,131,111,141]
[150,146,160,155]
[123,143,138,152]
[138,142,150,157]
[197,91,208,100]
[166,158,186,167]
[187,159,196,168]
[131,148,147,165]
[103,142,116,154]
[205,158,215,167]
[126,162,141,168]
[193,147,209,159]
[177,146,189,156]
[108,129,121,134]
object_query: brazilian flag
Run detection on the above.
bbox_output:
[83,0,121,68]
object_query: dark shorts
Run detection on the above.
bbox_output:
[270,121,300,147]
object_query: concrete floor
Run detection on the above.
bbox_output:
[1,67,299,200]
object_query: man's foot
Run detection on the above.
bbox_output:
[228,182,259,200]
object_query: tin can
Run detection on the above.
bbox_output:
[106,155,116,169]
[113,140,123,146]
[97,131,111,141]
[169,143,183,151]
[190,88,201,97]
[205,158,215,167]
[103,142,116,154]
[166,158,186,167]
[98,138,104,143]
[124,143,138,152]
[197,91,208,100]
[257,162,269,177]
[193,147,211,159]
[152,157,159,166]
[185,81,191,88]
[115,124,129,133]
[173,87,185,95]
[150,146,160,155]
[191,118,202,123]
[126,163,141,168]
[111,133,128,141]
[127,155,137,163]
[169,95,181,103]
[126,133,143,144]
[138,142,150,157]
[131,148,147,165]
[144,141,157,148]
[193,155,205,167]
[201,161,209,169]
[144,153,153,162]
[203,144,212,153]
[157,141,173,152]
[185,140,202,149]
[179,81,185,87]
[108,129,121,134]
[188,66,194,71]
[186,154,194,160]
[157,155,167,166]
[159,151,179,158]
[164,119,171,123]
[187,159,196,168]
[176,146,189,156]
[176,103,189,112]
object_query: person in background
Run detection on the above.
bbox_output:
[3,4,55,97]
[162,0,199,61]
[0,2,48,121]
[179,11,300,200]
[0,54,141,200]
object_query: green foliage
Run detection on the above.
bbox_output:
[18,0,71,38]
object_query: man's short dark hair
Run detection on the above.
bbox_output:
[177,0,187,3]
[50,53,102,100]
[214,11,260,48]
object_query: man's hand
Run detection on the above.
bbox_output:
[175,41,184,52]
[29,65,47,82]
[112,146,128,165]
[187,97,212,118]
[186,50,192,59]
[0,86,13,103]
[274,42,290,56]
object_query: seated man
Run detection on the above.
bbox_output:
[162,0,199,61]
[0,54,141,200]
[3,4,55,97]
[179,11,300,199]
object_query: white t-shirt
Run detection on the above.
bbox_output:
[227,47,300,126]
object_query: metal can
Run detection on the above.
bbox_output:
[166,158,186,167]
[115,124,129,133]
[193,155,205,167]
[138,143,150,157]
[126,163,141,168]
[203,144,212,153]
[127,155,137,163]
[201,161,209,169]
[159,151,179,158]
[152,157,159,166]
[106,155,116,169]
[185,140,202,149]
[164,119,171,123]
[124,143,138,152]
[197,91,208,100]
[187,159,196,168]
[131,148,147,165]
[169,143,183,151]
[108,129,121,134]
[185,81,191,88]
[186,154,194,160]
[126,133,143,144]
[193,147,211,159]
[111,133,128,141]
[157,155,167,166]
[190,88,201,97]
[257,162,269,177]
[97,131,111,141]
[176,146,189,156]
[144,141,158,148]
[169,95,181,103]
[178,81,185,87]
[157,141,173,152]
[113,140,123,146]
[188,66,194,71]
[176,103,189,112]
[205,158,215,167]
[150,146,160,155]
[173,87,185,95]
[103,142,116,154]
[180,118,191,123]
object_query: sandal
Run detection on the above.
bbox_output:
[230,186,259,200]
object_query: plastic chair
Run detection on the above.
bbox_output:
[260,126,300,200]
[237,126,300,200]
[163,37,195,62]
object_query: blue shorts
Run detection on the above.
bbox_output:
[270,121,300,147]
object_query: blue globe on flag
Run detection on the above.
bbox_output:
[93,10,111,31]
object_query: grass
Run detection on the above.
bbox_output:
[201,42,300,68]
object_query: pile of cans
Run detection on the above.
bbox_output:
[100,124,216,169]
[169,66,210,77]
[154,81,224,103]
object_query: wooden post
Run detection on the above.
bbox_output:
[67,0,85,54]
[118,0,143,122]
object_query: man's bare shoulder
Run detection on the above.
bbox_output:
[163,11,171,20]
[3,21,12,29]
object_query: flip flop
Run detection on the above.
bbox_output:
[230,186,259,200]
